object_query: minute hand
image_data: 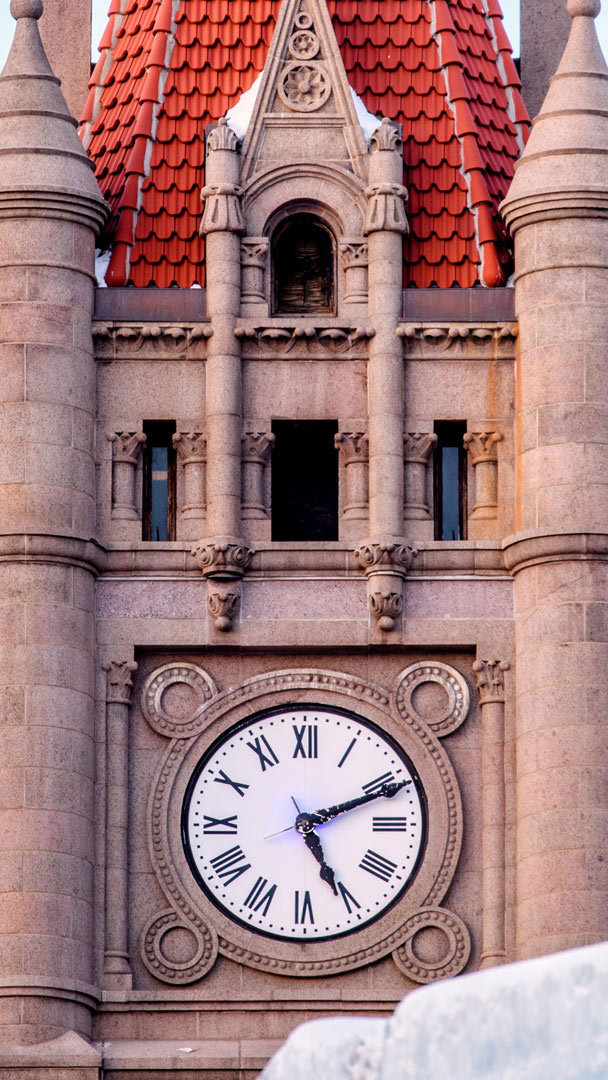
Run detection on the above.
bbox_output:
[308,780,411,826]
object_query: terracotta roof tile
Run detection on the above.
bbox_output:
[81,0,529,289]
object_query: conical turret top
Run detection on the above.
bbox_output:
[0,0,107,229]
[502,0,608,230]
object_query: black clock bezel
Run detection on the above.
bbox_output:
[180,702,428,943]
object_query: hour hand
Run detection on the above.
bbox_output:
[303,829,337,895]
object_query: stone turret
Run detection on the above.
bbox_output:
[0,0,107,1046]
[502,0,608,959]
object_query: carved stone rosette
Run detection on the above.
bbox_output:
[355,537,417,632]
[102,658,138,987]
[404,432,437,520]
[241,430,275,518]
[340,238,368,302]
[335,431,369,519]
[463,430,503,520]
[241,237,269,302]
[140,664,469,981]
[473,658,510,969]
[173,432,206,520]
[108,431,146,520]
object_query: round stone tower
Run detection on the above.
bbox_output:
[0,0,107,1044]
[502,0,608,958]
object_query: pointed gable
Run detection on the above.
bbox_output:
[81,0,529,289]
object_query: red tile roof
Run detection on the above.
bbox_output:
[81,0,529,289]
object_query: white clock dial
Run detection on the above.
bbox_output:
[182,707,426,941]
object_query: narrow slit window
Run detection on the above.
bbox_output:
[434,421,467,541]
[143,420,176,541]
[273,215,335,315]
[271,420,339,541]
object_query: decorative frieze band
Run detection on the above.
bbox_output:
[93,323,212,359]
[397,323,517,355]
[234,324,375,356]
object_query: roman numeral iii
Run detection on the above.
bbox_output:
[292,723,318,758]
[359,849,398,882]
[372,817,407,832]
[247,734,279,771]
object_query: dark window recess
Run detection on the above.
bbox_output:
[271,420,339,541]
[434,421,467,541]
[273,215,335,315]
[143,421,176,541]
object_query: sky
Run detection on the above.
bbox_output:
[0,1,607,96]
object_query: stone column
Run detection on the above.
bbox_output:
[463,430,502,520]
[340,238,368,303]
[241,429,274,521]
[357,119,411,631]
[335,431,369,520]
[173,431,206,521]
[102,659,137,989]
[241,237,268,303]
[108,431,146,519]
[403,432,437,520]
[0,0,107,1043]
[198,118,251,629]
[502,0,608,958]
[473,659,509,969]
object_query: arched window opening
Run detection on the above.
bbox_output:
[272,215,335,314]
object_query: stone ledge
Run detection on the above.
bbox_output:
[99,1038,282,1073]
[503,528,608,572]
[0,1031,100,1069]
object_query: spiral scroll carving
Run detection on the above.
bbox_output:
[392,907,471,984]
[140,908,218,984]
[141,663,217,738]
[394,662,470,738]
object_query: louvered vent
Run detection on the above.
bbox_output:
[273,216,335,314]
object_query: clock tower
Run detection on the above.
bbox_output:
[1,0,608,1076]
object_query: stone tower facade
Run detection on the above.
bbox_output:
[0,0,607,1077]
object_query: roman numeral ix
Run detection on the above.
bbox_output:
[209,845,251,885]
[247,734,279,771]
[292,723,318,759]
[359,849,398,883]
[202,814,238,835]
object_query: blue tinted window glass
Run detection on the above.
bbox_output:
[442,446,461,540]
[150,445,169,541]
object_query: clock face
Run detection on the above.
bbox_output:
[182,706,427,941]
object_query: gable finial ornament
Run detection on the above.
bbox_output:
[207,117,240,154]
[369,117,403,155]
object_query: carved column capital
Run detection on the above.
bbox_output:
[108,431,146,465]
[473,659,510,705]
[241,237,269,268]
[192,535,254,579]
[241,431,275,464]
[173,431,206,464]
[463,430,503,464]
[200,183,245,235]
[404,432,437,464]
[364,183,409,235]
[355,536,417,576]
[335,431,369,464]
[339,239,368,269]
[103,660,138,705]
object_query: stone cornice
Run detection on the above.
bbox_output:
[503,529,608,573]
[93,322,212,360]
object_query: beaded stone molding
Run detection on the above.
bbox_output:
[139,663,471,983]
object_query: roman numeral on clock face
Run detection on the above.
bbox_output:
[362,771,395,795]
[213,769,249,798]
[292,723,318,758]
[244,876,277,916]
[372,817,407,832]
[337,881,361,914]
[247,734,279,771]
[359,849,398,882]
[209,845,251,885]
[294,890,314,924]
[202,814,238,835]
